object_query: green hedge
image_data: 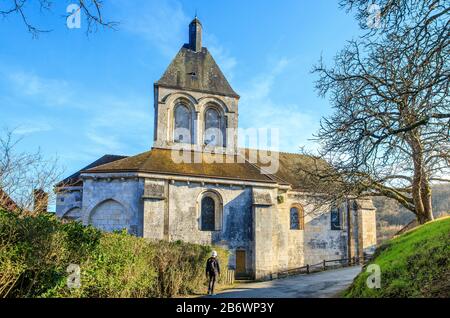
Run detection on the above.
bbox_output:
[0,209,229,298]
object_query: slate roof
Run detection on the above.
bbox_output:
[57,155,128,187]
[239,149,328,190]
[78,148,324,190]
[84,148,280,184]
[156,45,239,98]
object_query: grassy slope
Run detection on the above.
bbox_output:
[345,217,450,298]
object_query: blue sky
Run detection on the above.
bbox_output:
[0,0,361,178]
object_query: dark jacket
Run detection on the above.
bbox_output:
[206,257,220,276]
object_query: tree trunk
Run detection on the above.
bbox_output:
[409,132,434,224]
[412,178,428,224]
[420,168,434,223]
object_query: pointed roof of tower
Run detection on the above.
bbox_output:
[156,18,239,98]
[190,15,202,26]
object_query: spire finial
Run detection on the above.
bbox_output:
[189,14,202,52]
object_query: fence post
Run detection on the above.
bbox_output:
[306,264,310,274]
[226,270,235,285]
[323,260,326,270]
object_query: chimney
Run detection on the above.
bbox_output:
[33,189,48,214]
[189,16,202,52]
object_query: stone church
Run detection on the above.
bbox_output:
[56,18,376,280]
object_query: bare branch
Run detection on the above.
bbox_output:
[0,128,63,214]
[308,0,449,223]
[0,0,118,37]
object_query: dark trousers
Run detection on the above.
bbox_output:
[207,273,217,294]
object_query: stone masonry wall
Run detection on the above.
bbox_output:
[277,192,348,269]
[271,191,304,272]
[89,199,130,232]
[252,187,277,280]
[154,86,239,153]
[142,179,167,240]
[142,178,254,276]
[168,181,254,276]
[357,198,377,256]
[81,177,144,236]
[58,173,376,281]
[55,187,82,220]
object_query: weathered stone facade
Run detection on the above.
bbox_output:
[56,18,377,280]
[56,186,82,220]
[57,173,376,280]
[152,85,239,154]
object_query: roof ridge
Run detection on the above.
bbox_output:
[237,151,291,185]
[237,152,278,183]
[102,154,129,158]
[238,147,306,156]
[81,148,280,185]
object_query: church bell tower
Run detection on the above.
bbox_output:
[152,17,240,154]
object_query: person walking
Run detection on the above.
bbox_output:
[205,250,220,295]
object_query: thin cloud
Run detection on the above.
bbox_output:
[85,130,125,154]
[205,33,237,80]
[84,95,153,154]
[7,71,74,108]
[13,122,53,135]
[2,66,152,160]
[238,58,319,153]
[114,0,238,79]
[115,0,189,57]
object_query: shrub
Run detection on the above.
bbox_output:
[0,209,230,298]
[0,210,70,297]
[150,240,229,297]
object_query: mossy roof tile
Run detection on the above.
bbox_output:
[156,46,239,98]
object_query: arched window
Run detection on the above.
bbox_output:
[201,196,215,231]
[290,205,304,230]
[199,191,223,231]
[204,107,224,147]
[174,104,192,143]
[330,206,341,230]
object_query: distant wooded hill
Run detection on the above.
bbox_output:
[375,184,450,243]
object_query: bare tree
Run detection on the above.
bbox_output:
[0,0,118,37]
[0,129,63,214]
[340,0,449,35]
[302,0,449,224]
